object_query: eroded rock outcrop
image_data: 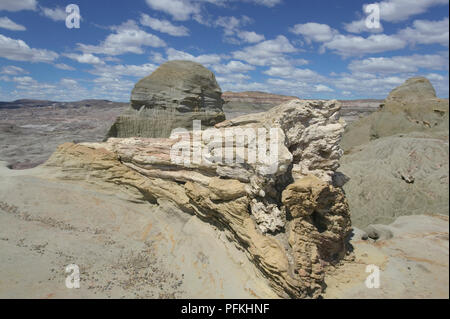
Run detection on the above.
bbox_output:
[339,77,449,228]
[341,77,449,151]
[45,99,352,298]
[107,60,225,139]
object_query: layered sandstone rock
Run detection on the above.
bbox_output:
[107,60,225,139]
[45,99,352,298]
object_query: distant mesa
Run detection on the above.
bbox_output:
[106,60,226,139]
[0,99,125,109]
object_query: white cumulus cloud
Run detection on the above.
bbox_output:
[232,35,297,66]
[40,6,67,22]
[64,53,105,65]
[371,0,449,22]
[213,60,255,74]
[398,17,449,46]
[166,48,222,66]
[348,54,449,74]
[77,20,166,56]
[290,22,338,43]
[0,0,37,12]
[323,34,406,57]
[0,34,58,63]
[0,16,26,31]
[140,14,189,36]
[1,65,28,75]
[145,0,201,21]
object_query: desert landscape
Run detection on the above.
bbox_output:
[0,59,448,299]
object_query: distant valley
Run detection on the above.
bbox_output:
[0,94,381,169]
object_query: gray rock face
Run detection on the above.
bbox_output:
[385,76,437,104]
[107,60,225,138]
[341,76,449,151]
[339,76,449,228]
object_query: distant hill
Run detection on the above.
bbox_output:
[222,91,382,122]
[0,99,127,109]
[0,94,383,123]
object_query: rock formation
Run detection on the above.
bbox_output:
[340,134,449,227]
[107,60,225,139]
[339,77,449,228]
[341,77,449,151]
[45,99,352,298]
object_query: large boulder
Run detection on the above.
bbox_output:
[385,76,437,104]
[107,60,226,139]
[341,77,449,151]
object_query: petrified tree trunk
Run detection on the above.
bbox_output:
[46,99,352,298]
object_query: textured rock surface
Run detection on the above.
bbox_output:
[0,94,380,170]
[0,161,277,299]
[45,99,352,298]
[340,134,449,228]
[341,77,449,151]
[107,60,225,139]
[339,77,449,228]
[325,214,449,299]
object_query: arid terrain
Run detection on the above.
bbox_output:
[223,91,382,121]
[0,94,380,170]
[0,69,448,299]
[0,100,127,169]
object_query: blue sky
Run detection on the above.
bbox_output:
[0,0,448,101]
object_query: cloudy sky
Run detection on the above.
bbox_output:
[0,0,448,101]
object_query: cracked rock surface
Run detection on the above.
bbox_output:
[45,99,352,298]
[106,60,225,139]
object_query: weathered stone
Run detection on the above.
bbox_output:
[45,98,351,298]
[340,77,449,228]
[107,60,225,139]
[341,77,449,151]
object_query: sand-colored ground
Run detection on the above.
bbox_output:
[0,161,447,299]
[0,161,276,299]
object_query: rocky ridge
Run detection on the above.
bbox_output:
[341,77,449,151]
[45,99,352,298]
